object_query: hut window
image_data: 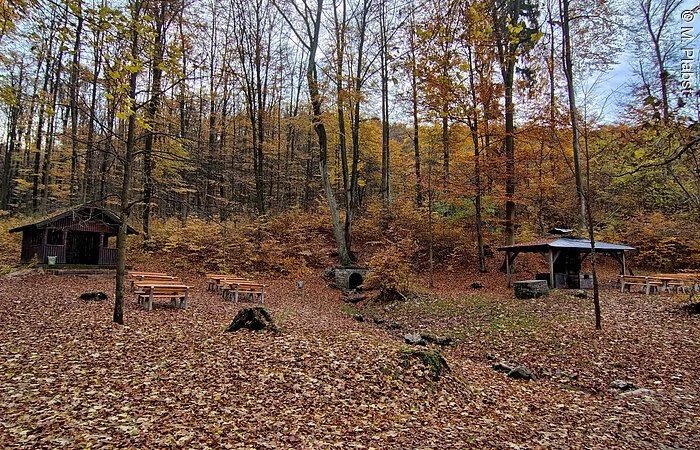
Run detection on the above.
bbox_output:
[47,229,63,245]
[30,232,42,245]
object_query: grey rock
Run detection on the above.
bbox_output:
[492,362,513,373]
[508,366,535,381]
[620,388,654,397]
[574,290,587,298]
[514,280,549,299]
[436,336,454,346]
[322,268,335,281]
[404,333,427,346]
[420,333,438,344]
[344,294,366,304]
[610,379,638,391]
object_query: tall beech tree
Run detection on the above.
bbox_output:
[276,0,352,265]
[114,0,143,325]
[488,0,539,251]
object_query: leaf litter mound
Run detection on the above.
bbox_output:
[0,268,698,449]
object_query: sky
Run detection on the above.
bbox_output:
[600,0,700,122]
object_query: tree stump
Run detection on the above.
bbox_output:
[514,280,549,299]
[226,307,278,333]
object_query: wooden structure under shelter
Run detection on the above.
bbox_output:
[498,236,636,289]
[9,205,137,265]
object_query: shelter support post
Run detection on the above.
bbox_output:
[506,252,511,288]
[506,251,519,288]
[610,251,629,276]
[549,249,554,288]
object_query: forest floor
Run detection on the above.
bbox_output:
[0,263,698,449]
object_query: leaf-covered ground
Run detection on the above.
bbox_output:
[1,268,698,449]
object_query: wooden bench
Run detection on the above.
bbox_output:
[206,274,246,292]
[216,277,250,296]
[620,275,662,294]
[137,284,190,310]
[223,281,266,304]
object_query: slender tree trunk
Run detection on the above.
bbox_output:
[428,145,433,288]
[442,112,449,186]
[115,0,142,325]
[1,66,22,209]
[332,0,352,258]
[561,0,586,235]
[466,47,487,272]
[583,124,601,329]
[42,48,64,214]
[32,26,56,213]
[380,31,391,208]
[83,18,103,203]
[68,0,83,204]
[306,0,350,265]
[504,60,516,248]
[379,0,391,207]
[409,14,421,206]
[143,3,165,239]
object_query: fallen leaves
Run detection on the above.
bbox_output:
[0,267,698,448]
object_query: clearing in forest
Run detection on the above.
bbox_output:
[0,269,698,449]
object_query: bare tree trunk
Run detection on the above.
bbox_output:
[68,0,83,204]
[442,112,449,186]
[32,14,57,213]
[308,0,350,265]
[583,121,601,329]
[504,61,516,249]
[408,13,421,206]
[143,2,166,239]
[115,0,142,325]
[83,9,103,204]
[561,0,586,235]
[1,66,22,209]
[42,47,65,214]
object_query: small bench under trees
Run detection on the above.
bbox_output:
[620,275,662,294]
[222,281,266,304]
[137,284,190,310]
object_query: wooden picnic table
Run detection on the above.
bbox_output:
[130,274,181,291]
[206,274,248,292]
[649,273,700,293]
[222,280,266,303]
[128,271,168,277]
[136,283,190,310]
[620,275,662,294]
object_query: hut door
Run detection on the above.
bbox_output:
[66,232,100,264]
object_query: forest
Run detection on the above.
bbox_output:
[0,0,697,270]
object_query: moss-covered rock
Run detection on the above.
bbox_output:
[402,349,449,380]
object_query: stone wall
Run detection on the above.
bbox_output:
[334,266,370,290]
[514,280,549,299]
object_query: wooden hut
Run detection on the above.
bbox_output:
[9,206,138,265]
[498,237,636,288]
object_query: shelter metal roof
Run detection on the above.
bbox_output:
[497,237,635,253]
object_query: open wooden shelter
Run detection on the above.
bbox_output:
[498,237,636,288]
[9,205,138,265]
